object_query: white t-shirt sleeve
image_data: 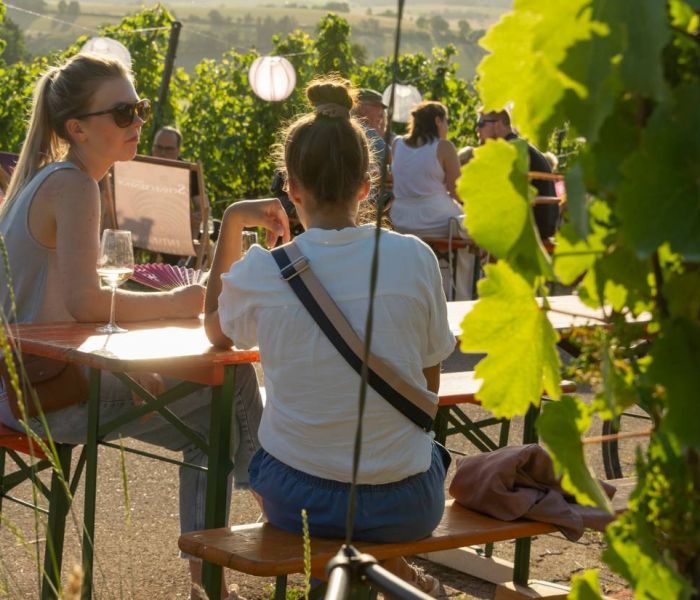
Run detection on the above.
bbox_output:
[217,249,265,349]
[418,242,457,367]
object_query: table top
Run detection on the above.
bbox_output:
[7,320,260,385]
[447,294,632,338]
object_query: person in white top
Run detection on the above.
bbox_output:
[390,101,475,299]
[205,76,455,596]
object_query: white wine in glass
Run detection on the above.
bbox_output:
[97,229,134,334]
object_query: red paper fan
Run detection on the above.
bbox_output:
[131,263,209,291]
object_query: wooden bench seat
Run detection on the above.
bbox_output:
[438,372,576,408]
[0,421,48,458]
[179,478,634,591]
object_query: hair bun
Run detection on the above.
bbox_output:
[306,75,355,112]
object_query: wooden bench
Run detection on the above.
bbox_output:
[179,478,635,599]
[436,371,577,450]
[421,236,481,300]
[0,422,84,600]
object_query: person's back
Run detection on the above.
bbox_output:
[205,76,452,595]
[392,137,446,199]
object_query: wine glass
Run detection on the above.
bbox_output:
[241,230,258,255]
[96,229,134,334]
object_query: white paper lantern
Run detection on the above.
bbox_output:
[382,84,422,123]
[80,37,132,69]
[248,56,296,102]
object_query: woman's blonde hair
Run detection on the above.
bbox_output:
[276,74,372,209]
[1,53,130,217]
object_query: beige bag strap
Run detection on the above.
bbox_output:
[271,241,437,431]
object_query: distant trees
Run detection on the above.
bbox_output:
[0,17,29,64]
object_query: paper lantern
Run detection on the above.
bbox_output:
[80,37,132,69]
[248,56,296,102]
[382,84,422,123]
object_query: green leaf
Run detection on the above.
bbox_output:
[459,262,560,418]
[617,84,700,260]
[537,396,612,509]
[459,139,552,282]
[477,0,610,148]
[599,0,670,101]
[664,270,700,320]
[562,162,590,239]
[569,570,603,600]
[553,222,606,285]
[649,319,700,447]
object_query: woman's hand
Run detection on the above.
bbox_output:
[226,198,291,248]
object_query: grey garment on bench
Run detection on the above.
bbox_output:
[448,443,617,541]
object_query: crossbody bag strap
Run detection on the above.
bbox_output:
[271,241,436,431]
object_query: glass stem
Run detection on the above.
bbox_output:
[108,286,117,327]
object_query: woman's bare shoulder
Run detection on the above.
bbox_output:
[37,165,99,203]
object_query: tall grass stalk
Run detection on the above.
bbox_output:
[301,509,311,600]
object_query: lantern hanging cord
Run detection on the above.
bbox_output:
[343,0,405,546]
[5,3,171,35]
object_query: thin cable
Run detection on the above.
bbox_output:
[5,3,101,34]
[5,3,170,36]
[344,0,405,545]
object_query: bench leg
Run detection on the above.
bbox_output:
[274,575,287,600]
[42,443,73,600]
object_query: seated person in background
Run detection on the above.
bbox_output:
[151,125,208,261]
[351,88,393,208]
[476,108,558,240]
[204,76,454,596]
[390,100,475,299]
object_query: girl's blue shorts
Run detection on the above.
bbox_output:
[249,441,451,543]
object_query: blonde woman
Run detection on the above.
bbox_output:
[0,53,287,599]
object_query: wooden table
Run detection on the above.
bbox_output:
[7,319,259,600]
[447,294,616,339]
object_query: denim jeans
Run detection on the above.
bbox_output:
[0,364,262,558]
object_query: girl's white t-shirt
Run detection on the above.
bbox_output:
[218,225,455,484]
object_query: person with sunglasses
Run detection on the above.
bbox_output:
[390,100,476,300]
[476,108,559,240]
[0,53,288,599]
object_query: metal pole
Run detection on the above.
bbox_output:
[153,20,182,134]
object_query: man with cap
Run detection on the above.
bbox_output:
[353,89,392,206]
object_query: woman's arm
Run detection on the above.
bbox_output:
[437,139,463,204]
[204,198,290,348]
[423,364,441,395]
[43,169,204,322]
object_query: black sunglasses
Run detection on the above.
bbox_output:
[75,99,151,128]
[476,117,499,129]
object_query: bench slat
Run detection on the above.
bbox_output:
[179,478,634,577]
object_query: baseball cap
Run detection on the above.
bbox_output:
[358,88,387,108]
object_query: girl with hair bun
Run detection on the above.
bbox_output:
[0,52,288,599]
[206,75,453,595]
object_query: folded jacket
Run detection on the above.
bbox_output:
[448,444,616,541]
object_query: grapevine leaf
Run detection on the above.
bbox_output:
[562,162,590,239]
[604,512,692,600]
[460,139,552,282]
[553,222,606,285]
[569,570,603,600]
[649,319,700,447]
[617,84,700,260]
[599,0,670,101]
[537,396,612,510]
[664,271,700,320]
[477,0,610,148]
[459,262,560,419]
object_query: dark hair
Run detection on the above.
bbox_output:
[480,109,511,128]
[156,125,182,147]
[405,101,447,146]
[277,75,371,209]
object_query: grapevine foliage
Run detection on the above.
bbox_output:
[461,0,700,596]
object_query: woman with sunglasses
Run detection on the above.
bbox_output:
[0,53,287,599]
[389,100,475,299]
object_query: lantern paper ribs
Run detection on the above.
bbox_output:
[131,263,209,291]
